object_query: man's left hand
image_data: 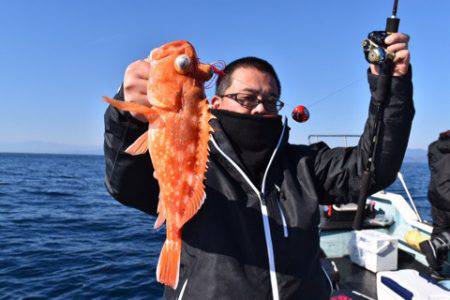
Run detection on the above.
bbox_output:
[370,32,411,76]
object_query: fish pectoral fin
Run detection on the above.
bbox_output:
[125,131,149,155]
[103,97,158,122]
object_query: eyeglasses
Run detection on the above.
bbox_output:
[219,93,284,112]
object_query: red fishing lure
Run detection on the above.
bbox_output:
[292,105,310,123]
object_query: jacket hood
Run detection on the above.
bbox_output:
[438,131,450,153]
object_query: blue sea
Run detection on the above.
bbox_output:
[0,153,431,299]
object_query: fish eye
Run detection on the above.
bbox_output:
[174,54,191,74]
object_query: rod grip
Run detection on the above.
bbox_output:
[386,17,400,33]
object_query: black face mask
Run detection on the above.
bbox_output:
[211,109,283,187]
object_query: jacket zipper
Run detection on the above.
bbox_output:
[211,117,287,300]
[275,185,288,238]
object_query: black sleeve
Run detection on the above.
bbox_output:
[428,141,450,212]
[103,85,159,215]
[312,69,415,205]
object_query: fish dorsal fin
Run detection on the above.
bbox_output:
[180,100,213,225]
[125,131,149,155]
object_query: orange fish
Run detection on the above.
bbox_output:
[104,40,214,288]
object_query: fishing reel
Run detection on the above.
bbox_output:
[362,31,395,65]
[362,0,400,66]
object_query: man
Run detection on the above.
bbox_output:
[104,33,413,299]
[420,131,450,276]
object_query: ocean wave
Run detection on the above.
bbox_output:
[26,190,78,197]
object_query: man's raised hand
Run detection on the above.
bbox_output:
[370,32,411,76]
[123,59,151,122]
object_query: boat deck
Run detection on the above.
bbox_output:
[327,249,431,299]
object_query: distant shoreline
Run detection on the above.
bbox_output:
[0,152,103,157]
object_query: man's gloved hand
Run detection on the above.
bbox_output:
[370,32,411,76]
[123,59,151,122]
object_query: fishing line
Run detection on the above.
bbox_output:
[307,78,364,108]
[204,60,226,89]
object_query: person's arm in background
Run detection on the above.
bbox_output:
[104,60,159,215]
[311,33,415,205]
[428,133,450,212]
[419,132,450,272]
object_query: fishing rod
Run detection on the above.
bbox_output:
[353,0,400,230]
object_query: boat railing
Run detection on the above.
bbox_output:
[308,134,360,147]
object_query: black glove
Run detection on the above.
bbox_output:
[420,231,450,276]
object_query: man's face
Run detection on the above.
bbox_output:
[211,67,280,115]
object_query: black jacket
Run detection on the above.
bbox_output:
[428,133,450,212]
[103,70,414,299]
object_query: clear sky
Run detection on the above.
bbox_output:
[1,0,449,150]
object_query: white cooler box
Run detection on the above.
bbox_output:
[349,230,398,273]
[377,269,450,299]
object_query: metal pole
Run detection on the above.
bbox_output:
[397,172,423,222]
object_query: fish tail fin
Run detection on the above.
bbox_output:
[103,97,159,122]
[125,131,149,155]
[156,238,182,289]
